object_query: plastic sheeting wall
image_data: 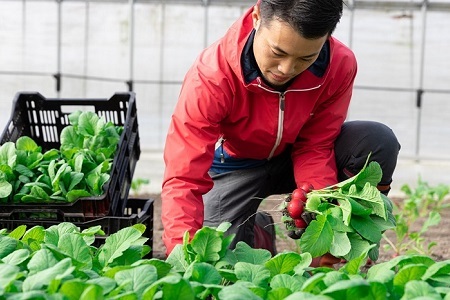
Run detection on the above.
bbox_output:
[1,0,450,162]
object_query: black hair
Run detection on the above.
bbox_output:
[260,0,343,39]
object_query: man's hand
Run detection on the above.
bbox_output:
[285,210,316,239]
[282,182,314,240]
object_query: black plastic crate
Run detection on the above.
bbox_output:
[0,92,140,218]
[0,198,154,258]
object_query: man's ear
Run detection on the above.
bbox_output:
[251,4,261,31]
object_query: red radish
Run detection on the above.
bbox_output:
[287,198,304,219]
[298,182,314,193]
[294,218,307,228]
[291,188,307,203]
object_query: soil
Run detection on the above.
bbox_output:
[145,193,450,263]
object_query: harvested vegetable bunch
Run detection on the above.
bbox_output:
[280,161,396,262]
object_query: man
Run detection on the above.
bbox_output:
[161,0,401,265]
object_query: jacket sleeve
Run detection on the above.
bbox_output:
[161,62,230,255]
[291,49,357,189]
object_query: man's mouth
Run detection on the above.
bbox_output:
[270,72,290,82]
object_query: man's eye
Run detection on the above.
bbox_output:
[272,51,283,57]
[299,57,313,63]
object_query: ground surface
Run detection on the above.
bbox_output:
[146,193,450,264]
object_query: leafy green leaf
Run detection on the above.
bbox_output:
[265,252,307,276]
[330,231,351,257]
[350,215,382,244]
[235,262,270,288]
[401,280,441,300]
[190,226,222,263]
[232,242,271,265]
[299,215,333,257]
[270,273,305,292]
[22,257,75,291]
[115,264,158,297]
[322,278,371,299]
[0,142,17,168]
[2,248,30,265]
[184,261,222,285]
[96,226,144,269]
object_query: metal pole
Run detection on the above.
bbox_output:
[347,0,355,49]
[55,0,62,96]
[415,0,428,161]
[203,0,209,47]
[83,0,90,97]
[127,0,135,91]
[158,0,166,148]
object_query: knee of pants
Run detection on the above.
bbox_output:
[335,120,401,186]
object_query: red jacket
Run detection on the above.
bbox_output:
[161,6,357,255]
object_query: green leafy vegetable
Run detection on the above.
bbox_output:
[0,111,123,204]
[298,160,396,261]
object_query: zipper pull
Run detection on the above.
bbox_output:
[280,93,285,111]
[220,139,225,163]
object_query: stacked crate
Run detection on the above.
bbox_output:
[0,92,153,256]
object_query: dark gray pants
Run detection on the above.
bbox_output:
[203,120,401,249]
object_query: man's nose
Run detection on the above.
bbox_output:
[278,59,296,75]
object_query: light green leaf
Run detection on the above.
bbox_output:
[336,198,352,226]
[147,275,195,300]
[8,225,27,240]
[401,280,441,300]
[166,244,189,273]
[270,274,305,292]
[343,233,371,261]
[349,183,386,220]
[2,248,30,266]
[45,222,80,246]
[190,226,222,263]
[265,251,307,276]
[322,278,370,299]
[0,142,17,168]
[27,248,59,275]
[218,281,263,300]
[22,257,74,291]
[184,261,222,285]
[350,215,382,244]
[80,284,104,300]
[393,264,428,288]
[59,281,90,300]
[420,211,441,234]
[235,262,270,288]
[335,161,382,191]
[115,265,158,297]
[58,233,92,269]
[330,231,351,257]
[233,242,272,265]
[16,136,40,152]
[422,260,450,281]
[96,226,144,268]
[0,264,20,291]
[87,277,117,295]
[0,180,13,198]
[299,215,333,257]
[22,226,45,245]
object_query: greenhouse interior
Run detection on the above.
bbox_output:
[1,0,450,195]
[3,1,450,299]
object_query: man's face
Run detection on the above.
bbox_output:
[252,7,328,88]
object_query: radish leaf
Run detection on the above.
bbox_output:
[299,214,333,257]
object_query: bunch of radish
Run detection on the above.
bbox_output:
[280,182,314,233]
[279,161,396,262]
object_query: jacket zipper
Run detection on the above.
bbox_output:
[253,78,322,160]
[268,92,285,159]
